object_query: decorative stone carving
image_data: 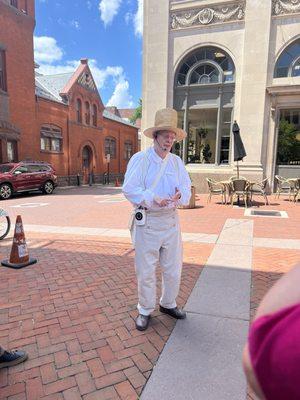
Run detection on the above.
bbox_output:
[272,0,300,16]
[78,73,97,92]
[170,2,245,30]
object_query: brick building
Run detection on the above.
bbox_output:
[0,0,138,185]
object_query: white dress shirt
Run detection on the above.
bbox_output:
[123,147,191,210]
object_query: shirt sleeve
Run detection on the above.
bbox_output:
[122,152,155,207]
[175,156,192,206]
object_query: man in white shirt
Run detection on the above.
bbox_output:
[123,108,191,331]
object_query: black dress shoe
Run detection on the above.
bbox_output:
[159,305,186,319]
[135,314,151,331]
[0,349,28,369]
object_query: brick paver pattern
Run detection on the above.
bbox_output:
[0,235,212,400]
[0,191,299,400]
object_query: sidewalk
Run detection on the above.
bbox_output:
[0,196,299,399]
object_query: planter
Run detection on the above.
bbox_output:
[178,185,196,209]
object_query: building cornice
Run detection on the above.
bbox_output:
[267,84,300,95]
[272,0,300,17]
[170,1,245,30]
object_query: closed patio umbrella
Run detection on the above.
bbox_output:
[232,121,246,178]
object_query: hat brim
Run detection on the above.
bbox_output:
[143,126,187,142]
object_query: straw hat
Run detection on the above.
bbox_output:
[143,108,187,142]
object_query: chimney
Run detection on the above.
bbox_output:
[80,58,88,65]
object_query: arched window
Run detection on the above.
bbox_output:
[40,124,63,153]
[85,101,90,125]
[92,104,97,127]
[175,47,235,87]
[105,137,116,159]
[274,39,300,78]
[124,141,133,160]
[174,46,235,165]
[76,99,82,123]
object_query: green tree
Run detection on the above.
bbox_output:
[129,98,142,124]
[277,119,300,164]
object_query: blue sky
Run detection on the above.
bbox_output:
[34,0,143,108]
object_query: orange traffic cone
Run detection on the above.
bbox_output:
[1,215,37,269]
[115,178,120,187]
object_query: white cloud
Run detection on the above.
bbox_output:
[107,79,134,108]
[34,36,134,108]
[70,19,80,29]
[34,36,63,64]
[86,0,92,9]
[124,0,143,37]
[134,0,143,37]
[99,0,122,26]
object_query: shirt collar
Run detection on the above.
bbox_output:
[149,146,167,163]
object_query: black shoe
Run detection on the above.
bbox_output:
[159,305,186,319]
[0,350,28,369]
[135,314,151,331]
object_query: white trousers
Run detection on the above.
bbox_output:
[134,209,183,316]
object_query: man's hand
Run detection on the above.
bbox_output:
[154,197,172,207]
[170,187,181,203]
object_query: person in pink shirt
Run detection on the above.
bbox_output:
[243,264,300,400]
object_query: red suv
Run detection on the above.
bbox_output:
[0,161,57,200]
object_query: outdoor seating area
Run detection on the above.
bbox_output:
[206,176,300,207]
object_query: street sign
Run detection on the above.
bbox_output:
[106,154,111,163]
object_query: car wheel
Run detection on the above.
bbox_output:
[43,180,54,194]
[0,184,13,200]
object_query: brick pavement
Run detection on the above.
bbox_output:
[0,191,299,399]
[0,234,212,400]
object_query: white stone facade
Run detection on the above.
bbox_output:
[142,0,300,192]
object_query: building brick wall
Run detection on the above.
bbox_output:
[0,0,36,162]
[0,0,138,184]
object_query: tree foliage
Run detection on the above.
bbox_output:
[277,119,300,164]
[129,99,142,124]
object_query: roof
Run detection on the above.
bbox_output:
[35,72,73,103]
[118,108,141,129]
[105,106,121,117]
[118,108,134,119]
[35,63,137,129]
[103,109,137,128]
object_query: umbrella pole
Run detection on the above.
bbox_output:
[237,161,240,205]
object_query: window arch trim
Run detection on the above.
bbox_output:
[175,45,235,87]
[274,38,300,78]
[186,60,223,86]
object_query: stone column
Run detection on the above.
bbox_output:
[142,0,170,149]
[238,0,272,174]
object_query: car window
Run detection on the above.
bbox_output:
[14,166,29,173]
[28,165,42,173]
[0,165,14,173]
[40,165,51,172]
[28,164,50,172]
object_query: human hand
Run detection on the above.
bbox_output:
[154,197,172,207]
[170,187,181,203]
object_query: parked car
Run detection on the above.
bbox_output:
[0,161,57,200]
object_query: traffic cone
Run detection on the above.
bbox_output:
[1,215,37,269]
[115,178,120,187]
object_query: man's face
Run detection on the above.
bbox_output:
[156,130,176,152]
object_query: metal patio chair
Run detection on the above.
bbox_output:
[293,178,300,202]
[206,178,226,204]
[230,179,250,208]
[274,175,294,200]
[248,178,269,206]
